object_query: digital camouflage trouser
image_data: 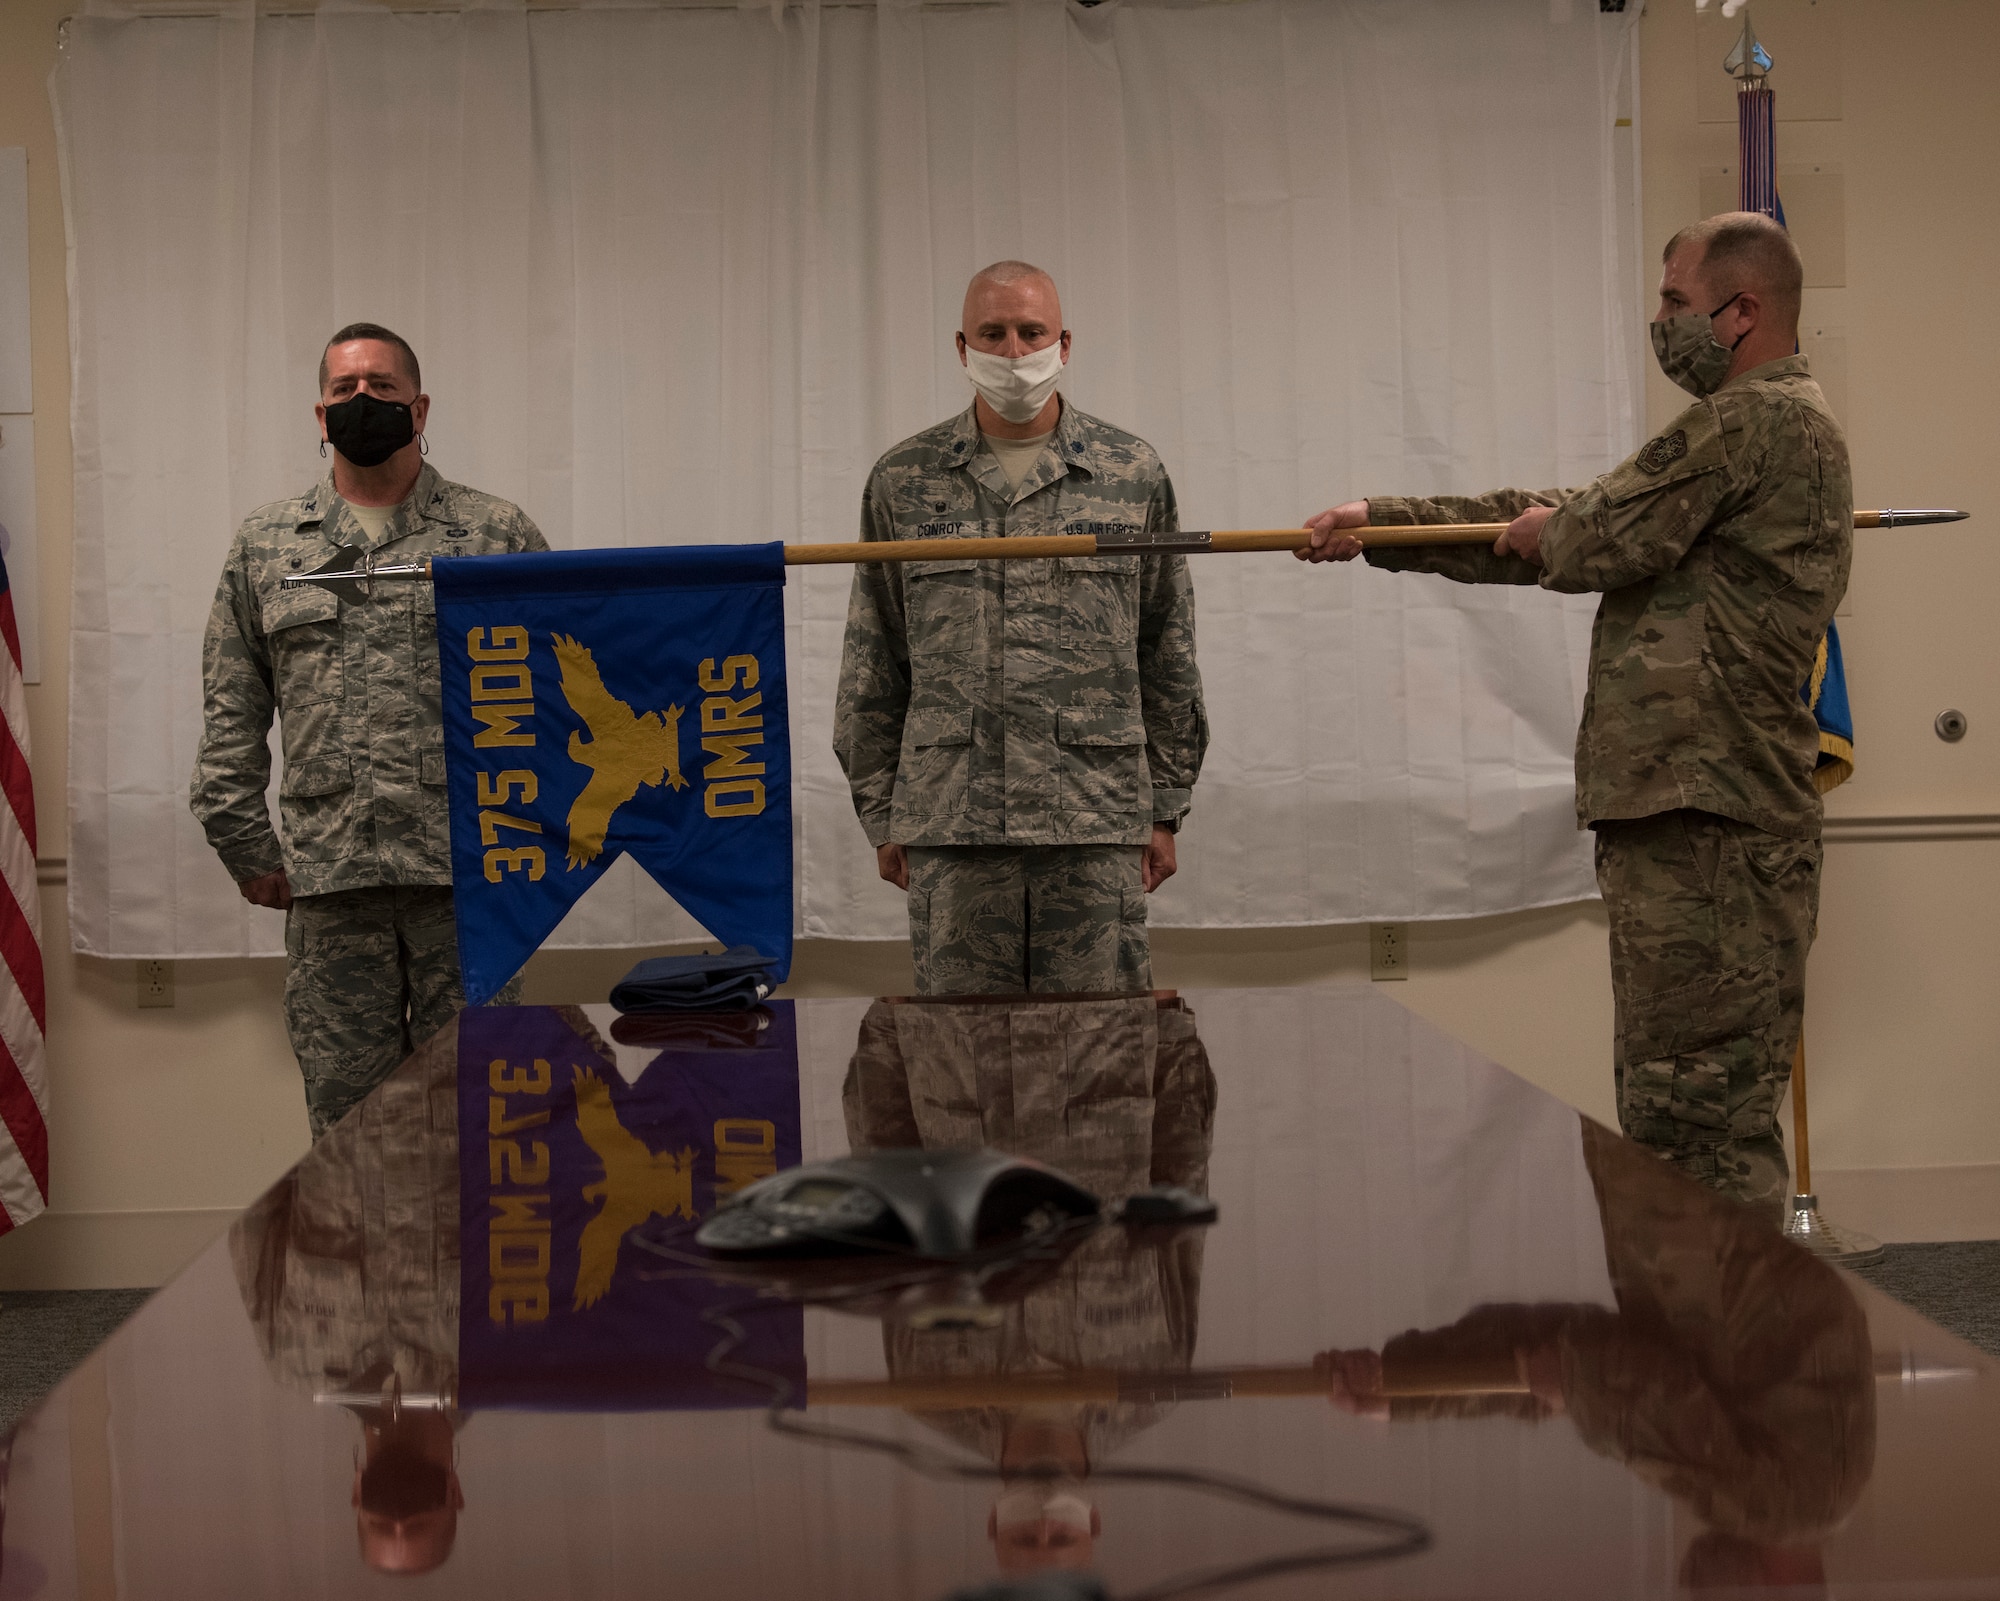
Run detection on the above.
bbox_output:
[1596,809,1821,1226]
[904,845,1151,996]
[284,885,522,1138]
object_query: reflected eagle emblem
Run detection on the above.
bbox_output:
[551,633,689,870]
[571,1067,698,1311]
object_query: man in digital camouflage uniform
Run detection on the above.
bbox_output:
[1302,214,1851,1224]
[230,1022,468,1573]
[192,323,548,1137]
[835,262,1207,995]
[844,994,1215,1575]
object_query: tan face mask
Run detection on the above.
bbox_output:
[1649,292,1746,398]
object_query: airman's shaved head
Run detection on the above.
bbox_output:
[967,259,1058,303]
[1663,212,1804,330]
[959,262,1065,358]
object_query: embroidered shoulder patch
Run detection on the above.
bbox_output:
[1635,429,1688,475]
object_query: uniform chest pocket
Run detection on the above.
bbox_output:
[265,589,344,708]
[1055,554,1140,647]
[904,559,983,656]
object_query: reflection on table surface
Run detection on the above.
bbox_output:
[2,989,1994,1599]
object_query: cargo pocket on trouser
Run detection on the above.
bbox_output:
[907,884,935,994]
[1116,884,1152,993]
[1617,960,1784,1202]
[909,850,1033,997]
[1023,847,1146,996]
[281,890,408,1139]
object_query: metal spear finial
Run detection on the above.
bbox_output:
[1725,10,1773,81]
[280,545,433,605]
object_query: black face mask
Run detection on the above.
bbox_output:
[323,391,416,468]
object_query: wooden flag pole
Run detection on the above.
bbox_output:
[777,508,1964,567]
[804,1358,1528,1410]
[281,511,1967,597]
[1781,1018,1886,1264]
[1792,1025,1813,1197]
[801,1346,1953,1409]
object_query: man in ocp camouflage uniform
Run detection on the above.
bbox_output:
[1318,1117,1874,1567]
[1303,214,1851,1224]
[835,261,1207,995]
[192,323,548,1137]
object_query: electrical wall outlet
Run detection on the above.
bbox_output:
[1370,923,1408,981]
[137,959,175,1009]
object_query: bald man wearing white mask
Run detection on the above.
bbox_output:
[834,261,1208,996]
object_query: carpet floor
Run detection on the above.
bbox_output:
[0,1241,1995,1433]
[1853,1239,2000,1359]
[0,1291,152,1433]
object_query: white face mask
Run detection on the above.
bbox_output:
[993,1484,1095,1534]
[963,339,1066,425]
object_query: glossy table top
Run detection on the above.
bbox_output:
[3,988,1994,1599]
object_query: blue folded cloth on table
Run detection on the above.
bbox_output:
[609,947,778,1014]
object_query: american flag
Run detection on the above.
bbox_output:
[0,548,45,1235]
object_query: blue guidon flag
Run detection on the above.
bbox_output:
[434,545,793,1002]
[459,1002,805,1410]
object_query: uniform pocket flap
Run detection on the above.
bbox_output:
[1057,706,1146,747]
[903,558,979,578]
[1622,961,1780,1064]
[265,584,341,634]
[420,751,448,787]
[906,706,974,747]
[1061,554,1141,574]
[280,754,354,798]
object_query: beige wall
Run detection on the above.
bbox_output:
[1,0,1994,1289]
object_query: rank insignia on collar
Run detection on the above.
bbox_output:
[1636,429,1688,474]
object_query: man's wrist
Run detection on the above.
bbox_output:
[1534,504,1579,575]
[222,841,286,884]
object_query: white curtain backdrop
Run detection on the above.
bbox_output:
[56,0,1640,959]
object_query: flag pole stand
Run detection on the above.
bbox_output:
[1781,1024,1885,1265]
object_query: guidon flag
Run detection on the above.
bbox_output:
[459,1002,805,1410]
[434,545,793,1004]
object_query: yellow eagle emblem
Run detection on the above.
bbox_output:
[571,1067,698,1310]
[551,634,689,870]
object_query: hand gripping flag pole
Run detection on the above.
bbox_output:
[278,508,1969,603]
